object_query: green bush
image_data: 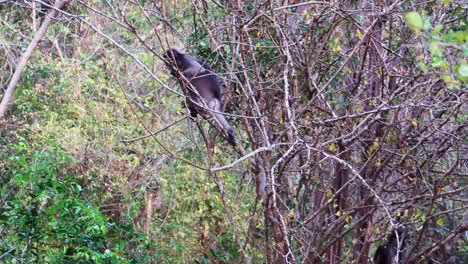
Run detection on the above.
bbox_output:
[0,142,141,263]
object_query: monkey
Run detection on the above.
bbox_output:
[163,48,236,146]
[374,227,407,264]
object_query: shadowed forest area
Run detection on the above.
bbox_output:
[0,1,466,263]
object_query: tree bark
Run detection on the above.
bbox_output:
[0,0,70,119]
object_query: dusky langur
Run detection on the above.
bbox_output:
[374,227,407,264]
[163,48,236,146]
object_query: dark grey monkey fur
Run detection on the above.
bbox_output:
[374,227,407,264]
[163,48,236,146]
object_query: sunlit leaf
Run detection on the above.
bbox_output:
[433,24,443,35]
[329,143,336,153]
[458,64,468,77]
[431,57,447,68]
[423,18,432,31]
[405,12,423,33]
[429,41,443,57]
[418,62,428,73]
[345,215,352,223]
[356,29,363,39]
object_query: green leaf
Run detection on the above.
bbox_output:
[455,64,468,82]
[442,74,453,82]
[338,96,346,107]
[433,24,443,35]
[329,143,336,153]
[431,57,448,68]
[458,64,468,77]
[405,12,423,33]
[418,62,428,73]
[436,218,444,227]
[429,41,443,57]
[423,18,432,31]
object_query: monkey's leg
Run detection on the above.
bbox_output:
[188,106,198,118]
[208,99,236,146]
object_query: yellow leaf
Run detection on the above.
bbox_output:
[375,227,381,234]
[375,158,381,167]
[345,215,352,223]
[332,44,341,52]
[436,218,444,227]
[373,138,379,149]
[288,209,295,218]
[405,12,423,34]
[356,29,363,39]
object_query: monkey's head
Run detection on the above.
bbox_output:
[163,48,185,75]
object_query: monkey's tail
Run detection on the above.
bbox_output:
[213,112,236,146]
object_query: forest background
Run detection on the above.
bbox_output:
[0,0,466,263]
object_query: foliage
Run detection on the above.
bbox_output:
[1,0,466,263]
[0,142,135,263]
[405,9,468,87]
